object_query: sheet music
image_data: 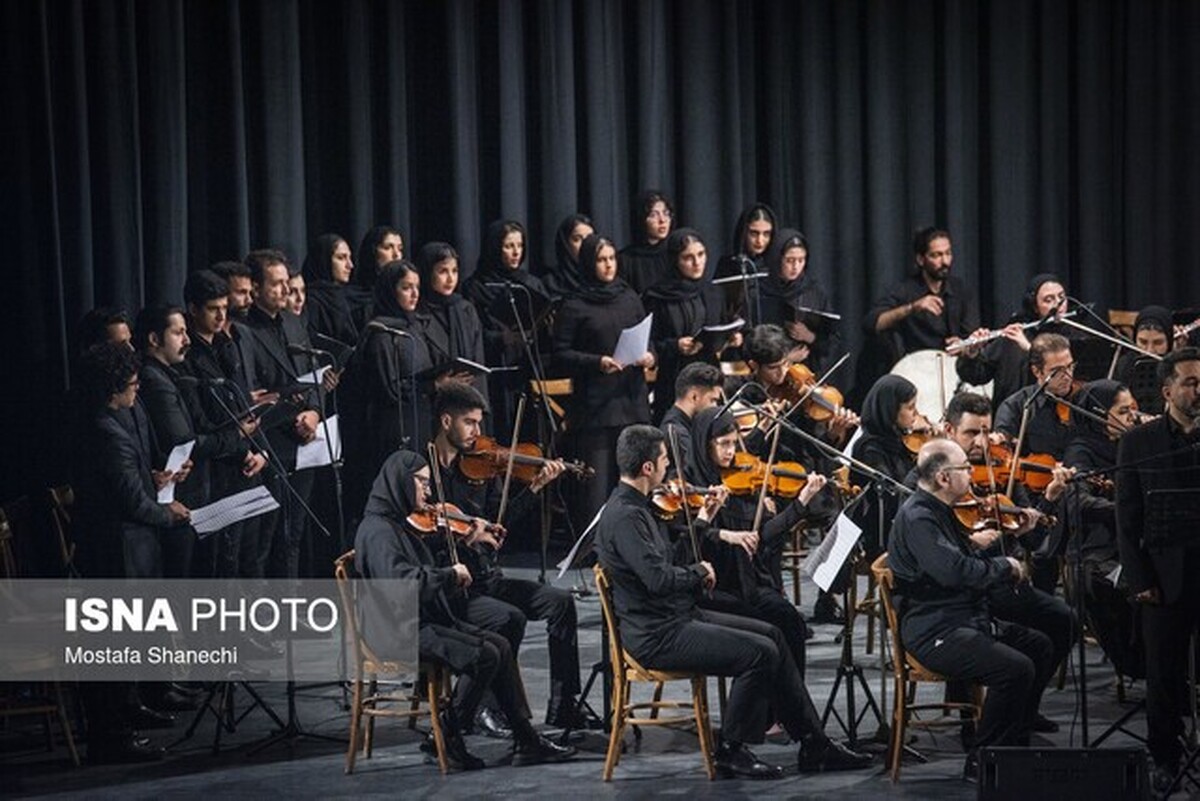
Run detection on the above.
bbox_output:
[295,365,331,386]
[803,512,863,593]
[1105,564,1122,587]
[295,414,342,471]
[612,314,653,367]
[157,440,195,504]
[190,486,279,535]
[555,504,607,580]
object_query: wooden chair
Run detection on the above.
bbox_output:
[1108,309,1138,341]
[334,550,451,775]
[593,563,716,781]
[871,554,981,782]
[45,485,79,578]
[0,508,80,767]
[781,522,810,606]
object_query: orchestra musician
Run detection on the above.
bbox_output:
[658,361,725,478]
[1114,305,1174,416]
[1115,348,1200,794]
[715,202,777,328]
[620,189,675,295]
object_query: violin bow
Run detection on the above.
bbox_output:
[496,395,526,526]
[765,352,850,439]
[752,421,783,535]
[667,424,703,565]
[426,442,459,565]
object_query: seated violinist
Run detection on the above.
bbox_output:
[425,384,593,734]
[933,391,1076,736]
[888,439,1058,781]
[354,450,575,770]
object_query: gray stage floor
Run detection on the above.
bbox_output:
[0,556,1167,799]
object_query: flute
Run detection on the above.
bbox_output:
[945,310,1079,355]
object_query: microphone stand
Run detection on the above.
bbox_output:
[301,350,346,550]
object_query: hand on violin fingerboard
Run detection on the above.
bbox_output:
[1042,465,1075,503]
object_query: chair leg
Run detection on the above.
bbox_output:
[427,670,449,775]
[408,675,421,730]
[53,682,79,767]
[603,680,628,781]
[692,677,715,780]
[890,675,906,783]
[1116,672,1126,703]
[364,677,377,759]
[717,676,728,723]
[345,677,363,774]
[864,575,877,655]
[649,681,664,719]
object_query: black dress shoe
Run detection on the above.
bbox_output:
[88,736,164,764]
[511,733,577,766]
[471,706,513,739]
[128,704,176,729]
[811,595,846,625]
[797,737,873,773]
[1030,713,1059,733]
[422,713,485,771]
[545,697,604,730]
[714,742,784,780]
[962,751,979,783]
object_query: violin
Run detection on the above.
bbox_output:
[767,363,848,423]
[971,444,1058,492]
[1055,379,1086,424]
[406,502,506,544]
[720,451,809,498]
[459,435,595,483]
[651,478,723,518]
[952,492,1058,534]
[901,413,940,455]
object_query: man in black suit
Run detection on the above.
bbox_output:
[1116,347,1200,793]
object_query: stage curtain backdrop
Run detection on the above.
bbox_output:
[2,0,1198,492]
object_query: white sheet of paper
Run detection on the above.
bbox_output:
[157,440,196,504]
[295,365,331,385]
[1105,564,1122,587]
[612,314,653,367]
[190,486,280,535]
[803,512,863,593]
[295,414,342,471]
[556,504,607,580]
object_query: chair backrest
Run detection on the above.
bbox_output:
[871,553,907,674]
[46,485,78,576]
[333,550,367,675]
[593,563,627,677]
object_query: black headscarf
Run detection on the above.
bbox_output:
[1067,379,1125,466]
[542,213,593,299]
[642,227,708,303]
[687,407,739,487]
[760,228,813,305]
[574,234,629,304]
[371,260,422,324]
[416,241,475,358]
[730,202,777,258]
[628,190,674,247]
[363,449,427,523]
[1018,272,1066,321]
[461,219,546,310]
[859,374,918,443]
[1135,305,1174,339]
[355,225,404,289]
[301,232,358,346]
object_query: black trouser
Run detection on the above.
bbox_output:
[743,587,809,681]
[914,620,1055,751]
[486,577,581,698]
[268,469,315,578]
[421,622,535,741]
[1142,586,1200,766]
[638,609,822,746]
[121,524,193,578]
[567,426,621,535]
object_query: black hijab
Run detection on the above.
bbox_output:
[574,234,629,304]
[1135,305,1174,341]
[628,190,674,248]
[302,232,358,345]
[642,227,707,303]
[542,213,593,299]
[859,374,917,448]
[371,260,422,325]
[730,202,777,259]
[1067,379,1125,466]
[1018,272,1066,322]
[687,407,739,487]
[355,225,404,289]
[760,228,814,305]
[461,219,546,310]
[363,449,427,523]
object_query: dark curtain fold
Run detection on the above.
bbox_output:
[4,0,1200,495]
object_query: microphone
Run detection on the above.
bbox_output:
[715,381,763,420]
[175,375,228,387]
[1035,296,1067,330]
[287,343,332,357]
[365,320,411,338]
[1023,364,1067,410]
[311,331,352,350]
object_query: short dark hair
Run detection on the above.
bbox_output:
[616,425,666,478]
[1029,332,1071,370]
[1158,347,1200,387]
[74,306,132,355]
[133,305,185,351]
[209,260,251,281]
[913,226,951,257]
[674,362,723,400]
[244,249,291,284]
[915,441,956,484]
[184,269,230,307]
[434,383,489,421]
[76,341,141,409]
[746,324,791,366]
[945,392,992,426]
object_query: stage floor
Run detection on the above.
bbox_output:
[2,556,1159,799]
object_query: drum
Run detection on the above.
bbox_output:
[889,349,992,422]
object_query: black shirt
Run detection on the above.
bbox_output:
[994,384,1072,461]
[863,273,979,362]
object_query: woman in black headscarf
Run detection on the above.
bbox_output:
[1061,379,1143,680]
[715,202,777,327]
[539,213,594,300]
[620,190,674,295]
[642,228,722,423]
[553,234,654,529]
[850,374,921,556]
[1116,305,1174,415]
[462,220,550,441]
[301,233,359,360]
[415,242,490,408]
[758,228,840,376]
[957,272,1071,412]
[687,407,833,678]
[348,225,405,330]
[343,260,435,516]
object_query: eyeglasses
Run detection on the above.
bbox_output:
[940,463,972,474]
